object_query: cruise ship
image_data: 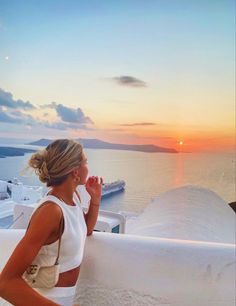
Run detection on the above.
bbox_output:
[101,179,125,196]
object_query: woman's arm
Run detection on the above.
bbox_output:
[85,199,100,236]
[0,276,59,306]
[84,176,103,236]
[74,189,89,230]
[0,202,62,306]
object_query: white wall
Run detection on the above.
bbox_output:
[0,229,235,306]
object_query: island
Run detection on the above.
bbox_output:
[28,138,178,153]
[0,147,36,158]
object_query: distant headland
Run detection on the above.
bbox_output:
[28,138,178,153]
[0,147,36,158]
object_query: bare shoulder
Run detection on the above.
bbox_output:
[0,201,63,280]
[30,201,63,225]
[26,201,63,239]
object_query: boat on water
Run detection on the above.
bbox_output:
[0,185,235,306]
[102,179,125,196]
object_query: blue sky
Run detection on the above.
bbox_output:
[0,0,235,151]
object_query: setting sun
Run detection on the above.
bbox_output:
[179,141,184,145]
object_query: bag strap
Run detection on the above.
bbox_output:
[26,202,64,265]
[55,214,64,265]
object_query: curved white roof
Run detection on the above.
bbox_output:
[126,185,235,244]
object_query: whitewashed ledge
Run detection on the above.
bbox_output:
[0,230,235,306]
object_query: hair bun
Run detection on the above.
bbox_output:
[28,150,50,183]
[40,160,50,180]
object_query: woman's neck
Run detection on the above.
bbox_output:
[48,185,75,206]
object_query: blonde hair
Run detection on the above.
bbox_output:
[28,139,84,187]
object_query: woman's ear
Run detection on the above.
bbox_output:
[71,167,79,176]
[72,168,80,183]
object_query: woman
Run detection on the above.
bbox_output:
[0,139,103,306]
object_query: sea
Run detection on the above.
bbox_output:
[0,143,235,229]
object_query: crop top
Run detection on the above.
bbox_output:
[27,192,87,273]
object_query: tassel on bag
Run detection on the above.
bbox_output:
[22,204,64,288]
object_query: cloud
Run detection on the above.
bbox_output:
[0,88,36,110]
[54,104,94,125]
[0,111,24,124]
[0,88,94,131]
[0,108,38,126]
[40,102,57,109]
[112,76,147,87]
[44,121,95,131]
[118,122,156,126]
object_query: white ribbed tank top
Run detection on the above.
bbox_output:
[28,192,87,273]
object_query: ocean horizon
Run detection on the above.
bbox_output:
[0,145,234,221]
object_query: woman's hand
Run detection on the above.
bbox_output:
[85,176,103,205]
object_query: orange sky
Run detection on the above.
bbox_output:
[0,1,235,153]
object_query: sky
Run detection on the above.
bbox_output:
[0,0,235,152]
